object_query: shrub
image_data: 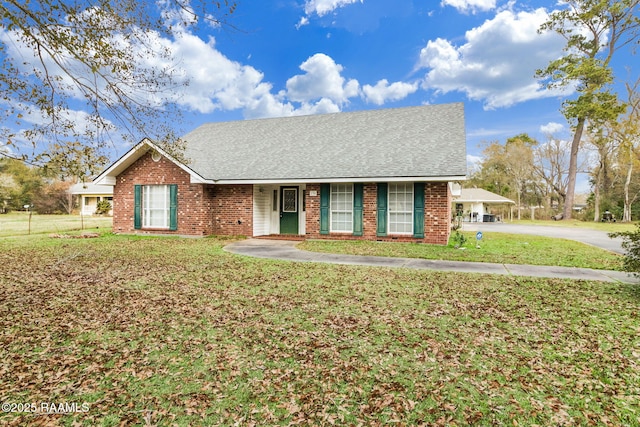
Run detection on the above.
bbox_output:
[95,200,112,215]
[609,225,640,276]
[451,230,468,249]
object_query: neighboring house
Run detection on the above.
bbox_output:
[453,188,515,222]
[94,103,467,244]
[70,183,113,216]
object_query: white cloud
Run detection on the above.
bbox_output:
[297,0,363,28]
[144,36,357,118]
[362,79,418,105]
[146,32,269,113]
[416,8,572,109]
[118,33,363,118]
[285,53,360,105]
[441,0,496,14]
[466,154,483,173]
[1,8,408,132]
[303,0,363,17]
[296,16,310,29]
[540,122,565,135]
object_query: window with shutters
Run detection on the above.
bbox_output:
[330,184,353,232]
[143,185,171,228]
[388,182,413,234]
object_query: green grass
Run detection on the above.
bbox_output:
[0,212,112,237]
[513,219,637,233]
[1,235,639,426]
[299,231,624,271]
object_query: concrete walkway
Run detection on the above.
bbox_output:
[224,239,639,284]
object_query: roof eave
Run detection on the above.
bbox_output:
[93,138,207,186]
[197,175,468,185]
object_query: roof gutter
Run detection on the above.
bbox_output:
[196,176,467,185]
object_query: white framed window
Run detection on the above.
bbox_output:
[388,182,413,234]
[330,183,353,232]
[143,185,170,228]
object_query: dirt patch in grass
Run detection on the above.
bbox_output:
[1,235,638,426]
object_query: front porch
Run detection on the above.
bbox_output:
[252,184,307,237]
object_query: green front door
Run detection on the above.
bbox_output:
[280,187,299,234]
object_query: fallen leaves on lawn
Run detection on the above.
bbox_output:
[0,236,639,426]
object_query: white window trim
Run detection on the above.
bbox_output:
[388,182,414,235]
[330,183,354,233]
[143,185,170,229]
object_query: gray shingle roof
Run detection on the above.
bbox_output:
[182,103,466,181]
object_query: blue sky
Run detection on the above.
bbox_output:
[3,0,637,187]
[162,0,580,164]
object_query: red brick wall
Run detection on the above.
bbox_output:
[363,184,377,239]
[424,182,451,245]
[304,182,451,245]
[113,152,215,235]
[305,184,321,236]
[210,185,253,236]
[114,157,450,243]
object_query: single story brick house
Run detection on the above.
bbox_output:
[94,103,467,244]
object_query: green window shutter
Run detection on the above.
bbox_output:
[134,185,142,229]
[353,183,363,236]
[376,183,387,236]
[413,182,425,238]
[320,184,330,235]
[169,184,178,231]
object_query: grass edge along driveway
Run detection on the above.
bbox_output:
[298,232,624,271]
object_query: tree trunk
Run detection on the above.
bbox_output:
[623,146,633,222]
[593,162,602,222]
[563,117,585,220]
[593,181,601,222]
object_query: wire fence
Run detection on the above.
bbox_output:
[0,213,112,237]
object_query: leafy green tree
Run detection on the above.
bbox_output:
[0,158,44,210]
[616,79,640,222]
[469,135,540,219]
[532,135,574,211]
[34,180,74,214]
[36,141,110,182]
[586,124,618,222]
[504,134,537,219]
[537,0,639,220]
[1,0,236,164]
[467,141,512,197]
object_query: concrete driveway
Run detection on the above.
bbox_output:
[461,222,627,254]
[225,239,639,284]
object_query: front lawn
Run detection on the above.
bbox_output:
[299,232,624,271]
[514,219,637,233]
[1,235,638,426]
